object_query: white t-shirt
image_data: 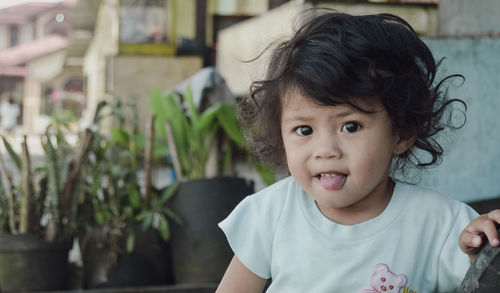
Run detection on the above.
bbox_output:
[0,102,20,130]
[219,176,478,292]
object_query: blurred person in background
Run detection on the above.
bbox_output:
[0,97,20,135]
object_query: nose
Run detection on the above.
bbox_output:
[313,132,342,160]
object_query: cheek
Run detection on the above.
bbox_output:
[352,144,393,174]
[282,136,305,160]
[284,146,309,179]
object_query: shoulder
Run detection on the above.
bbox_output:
[228,176,299,222]
[218,176,300,278]
[221,176,299,224]
[399,182,463,209]
[246,176,300,205]
[396,182,478,225]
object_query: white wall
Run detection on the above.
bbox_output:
[217,1,310,95]
[216,1,438,95]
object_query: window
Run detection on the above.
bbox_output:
[9,25,18,47]
[118,0,177,55]
[120,0,171,44]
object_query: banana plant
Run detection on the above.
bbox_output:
[150,86,276,184]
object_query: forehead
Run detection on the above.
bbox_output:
[281,90,384,115]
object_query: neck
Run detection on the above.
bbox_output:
[317,178,395,225]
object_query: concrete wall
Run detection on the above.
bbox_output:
[82,1,203,131]
[216,1,438,95]
[217,1,311,95]
[416,0,500,202]
[318,1,438,36]
[417,37,500,202]
[177,0,196,39]
[110,55,202,132]
[438,0,500,36]
[216,0,269,15]
[19,22,34,44]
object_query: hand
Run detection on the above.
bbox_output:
[459,209,500,262]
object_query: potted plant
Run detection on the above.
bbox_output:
[77,99,182,288]
[150,86,275,284]
[0,108,101,292]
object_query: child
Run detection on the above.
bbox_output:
[217,10,500,293]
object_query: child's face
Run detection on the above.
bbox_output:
[281,92,407,224]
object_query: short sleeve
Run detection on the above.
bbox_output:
[219,188,284,279]
[437,203,479,291]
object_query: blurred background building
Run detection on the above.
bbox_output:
[0,0,78,133]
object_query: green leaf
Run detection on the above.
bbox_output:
[123,206,133,218]
[111,165,122,176]
[164,207,183,226]
[150,89,168,120]
[197,106,218,132]
[216,104,245,147]
[110,128,129,144]
[95,210,105,225]
[221,146,233,174]
[150,89,168,139]
[160,182,180,204]
[152,140,169,158]
[1,136,21,170]
[158,215,170,241]
[127,185,142,209]
[256,162,277,186]
[126,233,135,253]
[163,92,192,173]
[51,109,77,125]
[132,133,146,150]
[183,85,200,130]
[141,211,154,230]
[34,166,48,173]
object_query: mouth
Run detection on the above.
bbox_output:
[315,172,347,190]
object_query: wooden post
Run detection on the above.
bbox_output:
[60,101,106,237]
[144,116,155,207]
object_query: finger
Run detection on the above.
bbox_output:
[460,230,483,250]
[487,209,500,224]
[480,218,500,247]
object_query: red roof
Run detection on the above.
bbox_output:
[0,66,28,77]
[0,1,76,24]
[0,34,68,66]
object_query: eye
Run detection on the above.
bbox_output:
[341,121,361,133]
[294,125,313,136]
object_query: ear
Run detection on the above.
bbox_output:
[394,128,416,155]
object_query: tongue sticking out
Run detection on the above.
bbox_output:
[319,174,346,190]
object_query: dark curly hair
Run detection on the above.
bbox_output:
[239,9,466,177]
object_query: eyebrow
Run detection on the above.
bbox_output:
[282,108,356,123]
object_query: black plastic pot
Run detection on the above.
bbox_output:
[82,226,174,289]
[168,177,254,284]
[0,234,70,292]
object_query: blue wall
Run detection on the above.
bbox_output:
[418,37,500,202]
